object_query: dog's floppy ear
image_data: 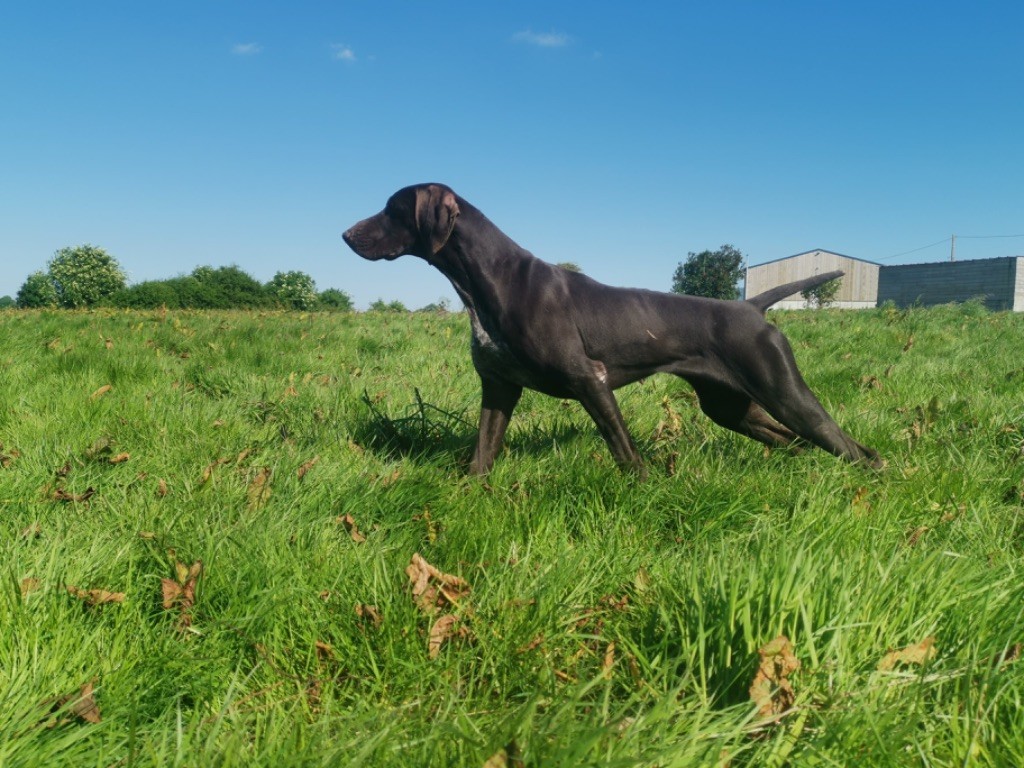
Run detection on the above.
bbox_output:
[415,185,460,255]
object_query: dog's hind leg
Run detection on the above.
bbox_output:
[690,380,806,450]
[469,376,523,475]
[736,331,882,468]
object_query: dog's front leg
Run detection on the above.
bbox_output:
[469,376,523,475]
[575,380,647,477]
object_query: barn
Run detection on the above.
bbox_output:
[744,249,881,309]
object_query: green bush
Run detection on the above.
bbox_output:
[48,245,127,308]
[190,265,270,309]
[318,288,354,312]
[266,270,318,310]
[15,271,59,308]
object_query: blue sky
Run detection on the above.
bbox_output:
[2,1,1022,308]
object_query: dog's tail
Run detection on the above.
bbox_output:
[745,270,844,313]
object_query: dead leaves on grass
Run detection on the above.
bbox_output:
[162,560,202,630]
[337,513,366,543]
[66,585,126,607]
[406,553,472,659]
[406,553,471,614]
[877,636,938,672]
[47,680,102,727]
[749,635,801,718]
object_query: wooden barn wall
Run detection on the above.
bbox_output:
[746,252,879,305]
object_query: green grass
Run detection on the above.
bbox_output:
[1,304,1023,766]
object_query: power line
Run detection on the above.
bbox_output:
[879,237,950,261]
[958,233,1024,239]
[878,232,1024,262]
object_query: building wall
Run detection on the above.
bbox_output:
[745,250,879,308]
[877,257,1018,311]
[1015,257,1024,312]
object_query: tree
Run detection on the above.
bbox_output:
[368,298,408,313]
[801,277,841,309]
[556,262,583,273]
[266,270,318,310]
[48,245,127,308]
[16,271,59,308]
[0,295,15,309]
[671,245,744,300]
[190,265,268,308]
[416,297,452,313]
[318,288,354,312]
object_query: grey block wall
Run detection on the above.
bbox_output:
[877,257,1020,311]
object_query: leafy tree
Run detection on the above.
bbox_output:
[368,298,408,313]
[108,279,185,309]
[266,270,318,310]
[0,295,14,308]
[190,265,269,308]
[16,271,59,308]
[556,262,583,273]
[48,245,127,307]
[801,277,841,309]
[318,288,354,312]
[416,297,452,313]
[671,245,744,300]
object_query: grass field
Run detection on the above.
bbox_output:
[2,304,1023,766]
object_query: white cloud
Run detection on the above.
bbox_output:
[332,44,356,62]
[231,42,263,56]
[512,29,571,48]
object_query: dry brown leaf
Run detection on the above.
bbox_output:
[749,635,801,717]
[67,585,126,606]
[53,487,96,503]
[405,553,471,614]
[0,443,19,468]
[90,385,112,400]
[54,680,102,725]
[247,467,272,510]
[20,577,42,597]
[314,640,334,661]
[337,513,367,543]
[201,457,231,483]
[297,455,320,479]
[354,603,383,628]
[902,335,915,353]
[162,560,202,629]
[108,452,130,464]
[905,525,929,546]
[156,479,169,497]
[104,338,114,350]
[518,634,544,654]
[428,614,464,659]
[602,642,616,679]
[877,636,937,671]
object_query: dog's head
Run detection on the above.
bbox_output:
[343,184,460,261]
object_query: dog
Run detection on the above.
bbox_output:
[344,183,880,474]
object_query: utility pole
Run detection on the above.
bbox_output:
[951,234,956,262]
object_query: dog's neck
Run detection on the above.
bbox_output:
[425,201,530,316]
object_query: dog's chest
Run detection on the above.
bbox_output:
[468,310,537,388]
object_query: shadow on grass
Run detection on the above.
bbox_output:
[351,388,591,469]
